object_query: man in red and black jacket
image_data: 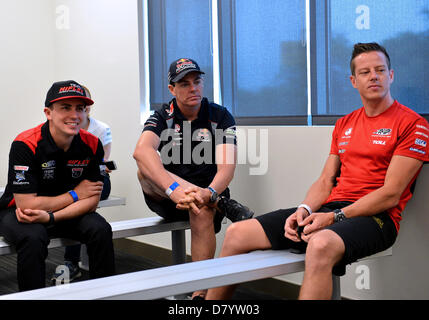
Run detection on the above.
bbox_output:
[0,80,115,291]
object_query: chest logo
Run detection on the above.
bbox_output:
[195,128,212,142]
[41,160,56,168]
[373,128,392,136]
[67,160,90,167]
[72,168,83,178]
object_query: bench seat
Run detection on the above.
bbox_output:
[0,249,305,300]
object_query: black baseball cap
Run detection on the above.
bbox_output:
[168,58,205,84]
[45,80,94,107]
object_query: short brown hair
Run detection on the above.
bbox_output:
[350,42,391,75]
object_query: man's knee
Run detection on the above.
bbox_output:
[222,222,248,253]
[190,207,215,232]
[306,230,344,267]
[92,222,112,241]
[82,213,113,242]
[1,214,49,250]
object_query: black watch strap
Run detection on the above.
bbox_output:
[47,211,55,227]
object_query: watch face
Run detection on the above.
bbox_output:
[334,209,346,222]
[210,191,218,202]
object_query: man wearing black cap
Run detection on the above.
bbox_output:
[0,80,115,291]
[133,58,253,299]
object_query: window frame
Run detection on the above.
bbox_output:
[139,0,429,126]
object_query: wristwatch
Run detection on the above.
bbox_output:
[207,186,218,203]
[333,209,347,223]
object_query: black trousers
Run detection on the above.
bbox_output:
[64,174,112,263]
[0,208,115,291]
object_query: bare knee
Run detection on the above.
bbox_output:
[221,220,269,256]
[221,223,247,255]
[306,231,344,269]
[190,208,215,234]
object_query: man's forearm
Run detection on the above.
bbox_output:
[301,177,335,213]
[209,164,235,195]
[340,186,399,219]
[134,147,175,192]
[52,194,100,222]
[14,192,75,212]
[210,144,237,194]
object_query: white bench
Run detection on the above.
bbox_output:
[0,188,341,300]
[0,249,307,300]
[0,191,190,266]
[0,248,347,300]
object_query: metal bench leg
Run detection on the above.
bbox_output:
[79,244,90,271]
[171,229,186,265]
[171,229,187,300]
[331,275,341,300]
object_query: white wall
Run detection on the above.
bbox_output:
[0,0,55,180]
[51,0,144,223]
[1,0,429,299]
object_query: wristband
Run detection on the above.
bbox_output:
[165,182,180,197]
[68,190,79,202]
[298,204,312,215]
[208,186,218,203]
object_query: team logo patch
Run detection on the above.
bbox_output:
[416,124,429,132]
[15,172,26,182]
[13,165,30,185]
[415,138,427,147]
[13,169,29,185]
[14,165,29,171]
[409,147,426,155]
[41,160,56,168]
[416,131,429,138]
[373,128,392,136]
[68,160,90,167]
[195,128,211,142]
[43,169,55,180]
[175,58,196,73]
[71,168,83,178]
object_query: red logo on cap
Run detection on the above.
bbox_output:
[58,85,84,95]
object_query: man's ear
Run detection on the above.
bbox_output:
[389,68,394,85]
[44,107,52,120]
[349,75,357,89]
[168,84,176,97]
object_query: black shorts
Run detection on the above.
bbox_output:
[255,201,397,276]
[143,188,230,234]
